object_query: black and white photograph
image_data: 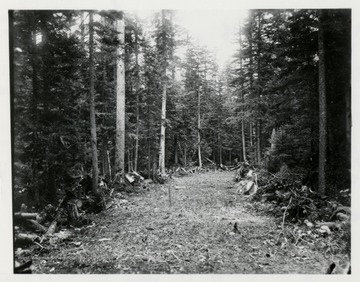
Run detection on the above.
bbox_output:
[1,0,358,278]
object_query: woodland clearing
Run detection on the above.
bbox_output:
[17,171,348,274]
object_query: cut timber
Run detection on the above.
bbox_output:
[131,171,144,181]
[316,221,340,230]
[206,158,216,166]
[14,212,38,220]
[14,260,32,274]
[54,230,72,240]
[45,220,58,236]
[15,233,40,247]
[261,193,277,201]
[125,173,135,184]
[45,200,66,236]
[26,219,47,234]
[330,206,351,220]
[243,181,258,197]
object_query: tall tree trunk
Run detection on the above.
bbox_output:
[100,15,109,181]
[197,86,202,168]
[147,152,151,179]
[318,10,327,196]
[256,13,262,165]
[134,23,140,172]
[174,135,179,165]
[218,134,223,165]
[101,141,111,181]
[241,121,246,161]
[115,12,126,177]
[89,12,99,195]
[249,123,253,147]
[127,148,132,172]
[147,103,151,179]
[159,82,167,174]
[256,121,262,164]
[158,11,168,175]
[31,25,40,206]
[239,23,247,162]
[248,25,254,162]
[184,144,187,167]
[80,11,87,168]
[81,12,85,44]
[152,155,157,179]
[212,145,216,163]
[345,86,351,158]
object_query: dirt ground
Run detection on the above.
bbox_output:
[31,171,346,274]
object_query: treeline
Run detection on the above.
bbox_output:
[11,9,350,208]
[227,10,351,196]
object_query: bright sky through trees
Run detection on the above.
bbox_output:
[175,10,248,66]
[137,9,248,67]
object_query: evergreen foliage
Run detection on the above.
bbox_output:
[11,9,351,207]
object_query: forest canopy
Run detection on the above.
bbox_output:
[10,9,351,208]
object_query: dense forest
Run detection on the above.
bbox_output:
[11,9,350,207]
[10,9,351,274]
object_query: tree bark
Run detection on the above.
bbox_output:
[80,11,87,171]
[14,212,38,220]
[115,12,126,177]
[239,23,247,162]
[318,9,327,196]
[134,23,140,172]
[101,15,110,181]
[197,86,202,168]
[249,123,253,147]
[81,12,85,44]
[184,144,187,167]
[256,12,262,165]
[89,12,99,195]
[248,26,254,160]
[174,135,179,165]
[159,82,167,174]
[256,121,262,164]
[147,103,151,179]
[158,10,168,175]
[218,134,223,165]
[31,25,40,206]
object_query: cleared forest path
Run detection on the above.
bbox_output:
[35,171,330,274]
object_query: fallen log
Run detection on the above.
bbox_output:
[205,158,216,166]
[330,206,351,220]
[125,173,135,184]
[243,181,258,197]
[45,196,68,236]
[230,164,241,171]
[14,212,38,220]
[261,193,277,201]
[316,221,340,230]
[45,220,58,236]
[14,260,32,274]
[15,233,40,247]
[35,204,56,224]
[26,219,47,234]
